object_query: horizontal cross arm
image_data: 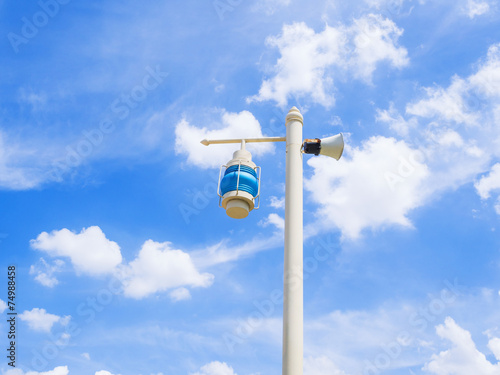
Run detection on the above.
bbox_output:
[201,137,286,146]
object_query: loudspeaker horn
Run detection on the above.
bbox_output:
[303,133,344,160]
[319,133,344,160]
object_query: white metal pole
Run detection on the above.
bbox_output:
[283,106,303,375]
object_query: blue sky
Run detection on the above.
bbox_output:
[1,0,500,374]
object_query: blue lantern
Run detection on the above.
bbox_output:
[217,142,261,219]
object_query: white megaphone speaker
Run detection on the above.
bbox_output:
[303,133,344,160]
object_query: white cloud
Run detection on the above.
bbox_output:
[259,213,285,231]
[376,103,418,137]
[304,356,348,375]
[300,285,500,374]
[29,226,239,300]
[18,87,48,112]
[406,76,479,126]
[119,240,214,299]
[475,163,500,199]
[190,361,237,375]
[305,307,414,370]
[469,44,500,98]
[405,43,500,131]
[351,14,409,81]
[29,258,65,287]
[424,317,500,374]
[18,308,70,333]
[489,338,500,361]
[374,42,500,220]
[216,287,499,375]
[248,16,408,107]
[306,136,429,239]
[0,130,51,190]
[175,110,274,169]
[95,371,119,375]
[4,366,69,375]
[248,22,346,108]
[33,273,59,288]
[269,195,285,209]
[30,226,122,276]
[191,232,282,269]
[0,298,7,313]
[169,287,191,302]
[464,0,491,18]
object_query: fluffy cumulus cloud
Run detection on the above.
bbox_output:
[19,308,70,333]
[248,22,346,107]
[4,367,69,375]
[424,317,500,374]
[119,240,214,299]
[351,14,409,81]
[306,136,429,239]
[190,361,237,375]
[464,0,492,18]
[30,226,215,300]
[248,15,408,107]
[175,110,274,169]
[30,226,122,276]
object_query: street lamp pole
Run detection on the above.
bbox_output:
[283,107,304,375]
[201,106,343,375]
